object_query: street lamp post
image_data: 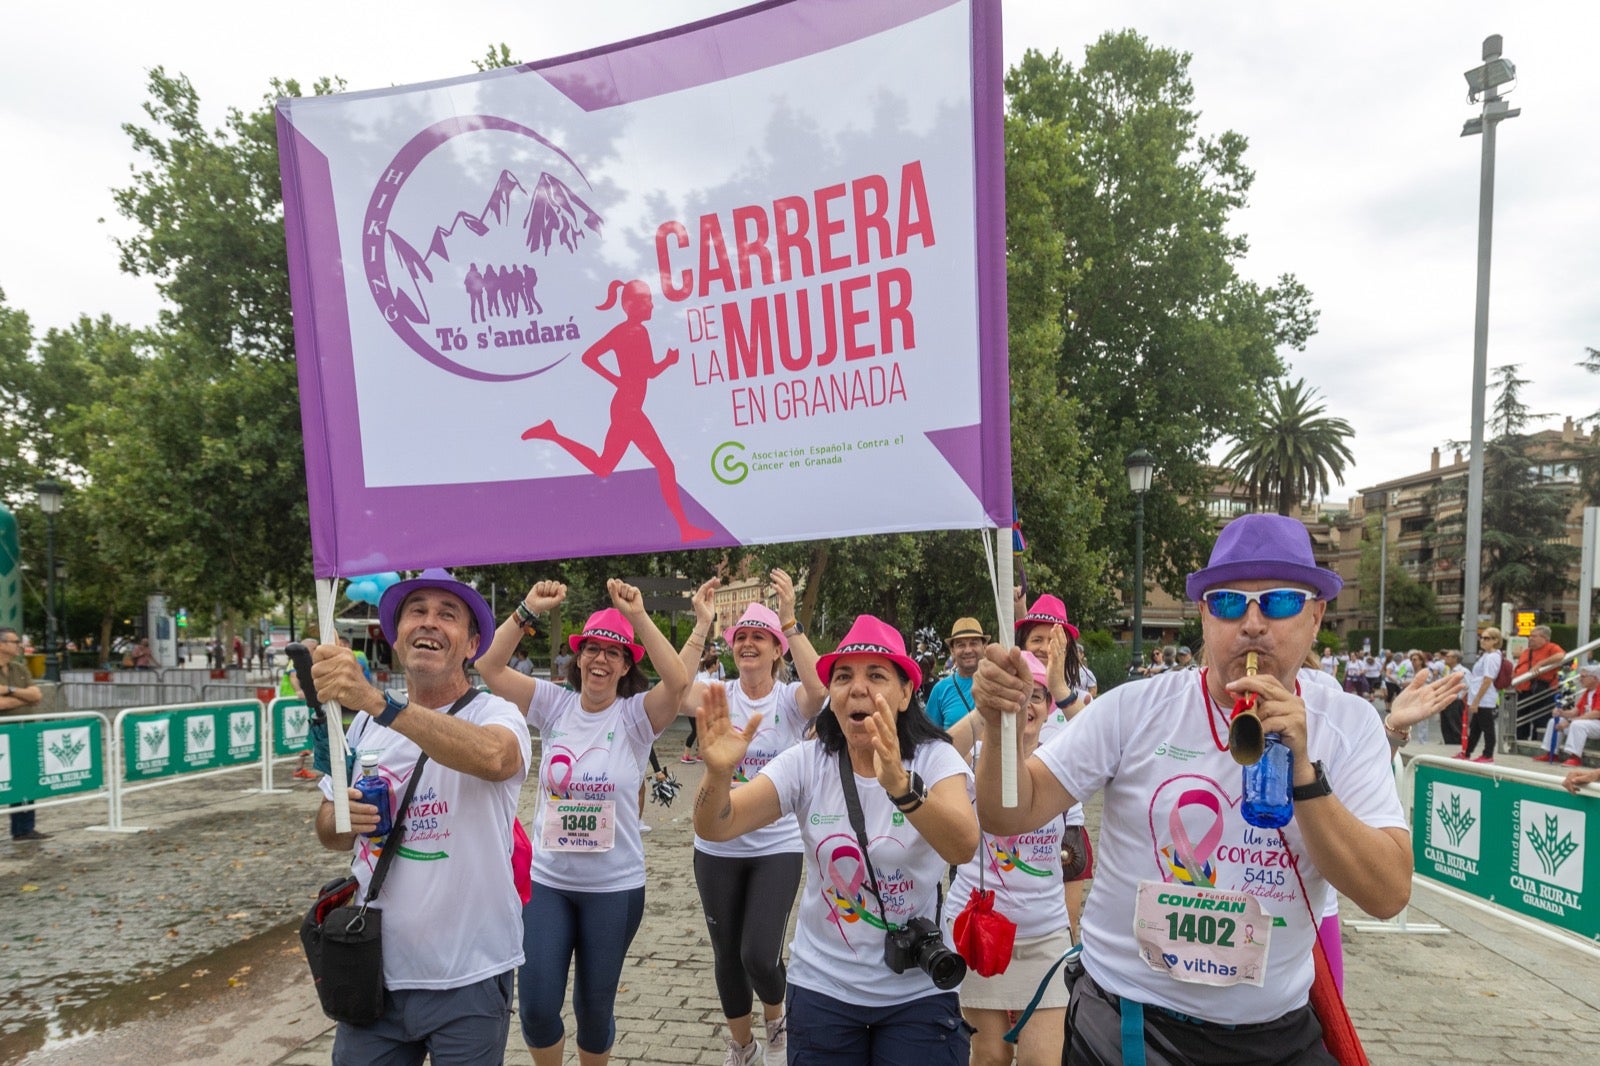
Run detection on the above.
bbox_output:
[1126,449,1156,666]
[1458,34,1519,661]
[35,480,64,683]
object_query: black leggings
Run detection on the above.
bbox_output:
[685,718,698,749]
[1465,706,1497,757]
[693,848,803,1019]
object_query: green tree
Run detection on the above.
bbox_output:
[1221,378,1355,515]
[1430,366,1578,616]
[1004,34,1319,598]
[1357,515,1439,629]
[99,70,347,613]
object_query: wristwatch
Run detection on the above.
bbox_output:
[888,771,926,811]
[1291,761,1334,802]
[375,690,408,728]
[784,620,805,637]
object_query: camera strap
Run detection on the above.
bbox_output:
[835,751,946,929]
[836,750,893,930]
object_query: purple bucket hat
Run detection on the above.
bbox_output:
[378,568,497,662]
[1185,514,1343,602]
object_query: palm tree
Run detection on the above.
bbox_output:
[1222,378,1355,515]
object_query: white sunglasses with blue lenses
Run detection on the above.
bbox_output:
[1203,587,1317,621]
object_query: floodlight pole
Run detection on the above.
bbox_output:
[1458,34,1519,662]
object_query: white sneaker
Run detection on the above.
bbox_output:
[764,1016,787,1066]
[724,1037,761,1066]
[640,822,653,834]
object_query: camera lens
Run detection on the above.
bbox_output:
[923,946,966,989]
[921,941,966,985]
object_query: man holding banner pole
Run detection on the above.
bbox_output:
[310,568,531,1064]
[971,514,1411,1064]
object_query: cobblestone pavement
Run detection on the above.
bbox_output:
[4,725,1597,1064]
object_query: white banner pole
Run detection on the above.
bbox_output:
[985,528,1018,808]
[317,578,351,833]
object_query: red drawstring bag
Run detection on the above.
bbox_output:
[952,888,1017,977]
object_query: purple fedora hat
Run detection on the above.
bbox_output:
[379,568,497,661]
[1185,514,1343,603]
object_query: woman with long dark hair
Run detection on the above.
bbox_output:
[694,615,978,1066]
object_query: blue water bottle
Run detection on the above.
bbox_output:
[1241,735,1293,828]
[354,753,393,838]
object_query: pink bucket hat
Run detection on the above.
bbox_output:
[723,602,789,654]
[1015,594,1080,641]
[568,607,646,662]
[816,615,922,691]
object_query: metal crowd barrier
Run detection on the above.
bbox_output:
[62,682,197,712]
[0,710,113,823]
[96,697,316,832]
[1408,754,1600,957]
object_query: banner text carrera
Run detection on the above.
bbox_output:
[656,162,934,385]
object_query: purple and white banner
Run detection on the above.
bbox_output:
[277,0,1009,575]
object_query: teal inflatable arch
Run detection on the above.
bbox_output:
[0,503,19,633]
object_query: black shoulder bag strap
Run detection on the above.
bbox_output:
[362,688,477,905]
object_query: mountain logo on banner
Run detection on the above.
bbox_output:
[363,116,603,383]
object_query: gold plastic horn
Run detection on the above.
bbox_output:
[1227,651,1265,765]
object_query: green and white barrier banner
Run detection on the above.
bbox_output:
[1414,760,1598,942]
[272,698,312,757]
[0,715,107,803]
[123,702,263,782]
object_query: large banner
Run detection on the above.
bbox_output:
[277,0,1009,574]
[1414,761,1599,943]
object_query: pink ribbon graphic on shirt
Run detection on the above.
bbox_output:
[1164,788,1222,887]
[546,751,574,799]
[820,838,889,942]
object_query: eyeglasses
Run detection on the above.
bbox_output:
[1202,588,1316,621]
[580,643,627,663]
[1027,689,1049,705]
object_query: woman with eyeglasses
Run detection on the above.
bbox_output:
[478,578,688,1066]
[694,614,979,1066]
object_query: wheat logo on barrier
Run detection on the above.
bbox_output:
[1436,793,1477,848]
[48,734,86,767]
[143,725,167,754]
[1525,814,1579,878]
[42,726,93,777]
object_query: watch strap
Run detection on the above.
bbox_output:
[375,690,407,728]
[1291,760,1333,801]
[888,770,926,808]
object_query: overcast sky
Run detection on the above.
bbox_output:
[3,1,1595,499]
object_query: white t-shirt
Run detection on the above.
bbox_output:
[695,679,809,857]
[324,690,531,990]
[1470,650,1503,708]
[949,741,1069,940]
[1034,669,1406,1025]
[761,737,972,1007]
[525,686,666,892]
[1038,707,1086,828]
[1299,667,1344,693]
[1320,654,1337,676]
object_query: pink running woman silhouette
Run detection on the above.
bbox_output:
[523,279,712,541]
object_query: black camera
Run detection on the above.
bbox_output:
[883,916,966,989]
